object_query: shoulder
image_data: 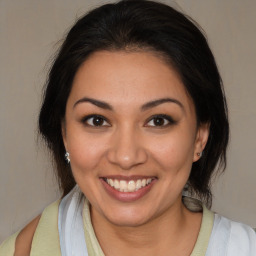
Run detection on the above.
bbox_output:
[226,217,256,254]
[207,214,256,255]
[0,215,41,256]
[0,200,61,256]
[14,215,41,256]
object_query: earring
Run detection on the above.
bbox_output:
[197,152,202,157]
[65,152,70,164]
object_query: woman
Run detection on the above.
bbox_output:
[1,0,255,255]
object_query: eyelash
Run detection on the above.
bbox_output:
[81,114,176,128]
[81,115,110,127]
[145,114,177,128]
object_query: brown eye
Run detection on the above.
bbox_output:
[92,117,104,126]
[152,117,166,126]
[146,115,176,127]
[83,115,110,127]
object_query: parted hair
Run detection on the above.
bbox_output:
[39,0,229,207]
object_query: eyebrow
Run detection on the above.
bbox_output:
[73,97,113,110]
[73,97,184,111]
[141,98,184,111]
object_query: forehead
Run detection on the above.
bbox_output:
[69,50,194,113]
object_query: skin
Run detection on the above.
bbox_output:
[61,50,210,256]
[14,215,41,256]
[14,50,209,256]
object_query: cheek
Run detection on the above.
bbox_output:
[150,129,195,172]
[67,132,107,174]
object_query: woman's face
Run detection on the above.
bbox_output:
[63,50,209,227]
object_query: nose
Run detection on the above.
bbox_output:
[106,126,148,170]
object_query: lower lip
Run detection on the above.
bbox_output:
[101,178,157,202]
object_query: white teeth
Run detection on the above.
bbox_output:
[128,180,136,192]
[136,180,142,190]
[109,179,114,187]
[119,180,127,192]
[114,179,120,189]
[106,178,153,192]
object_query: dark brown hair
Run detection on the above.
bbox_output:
[39,0,229,206]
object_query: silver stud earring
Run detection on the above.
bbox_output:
[197,152,202,158]
[65,152,70,164]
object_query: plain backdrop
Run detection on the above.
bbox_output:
[0,0,256,243]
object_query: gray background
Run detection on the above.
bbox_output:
[1,0,255,243]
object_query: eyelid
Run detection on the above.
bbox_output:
[81,114,111,127]
[80,114,176,128]
[145,114,177,127]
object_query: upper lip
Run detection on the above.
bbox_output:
[101,175,157,181]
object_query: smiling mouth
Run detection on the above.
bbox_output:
[102,177,155,193]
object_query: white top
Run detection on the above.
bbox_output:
[58,186,88,256]
[58,186,256,256]
[206,213,256,255]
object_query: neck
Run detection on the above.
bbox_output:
[91,199,202,256]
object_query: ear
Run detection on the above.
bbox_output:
[193,122,210,162]
[61,119,68,150]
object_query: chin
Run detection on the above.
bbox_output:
[106,213,151,227]
[99,204,156,228]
